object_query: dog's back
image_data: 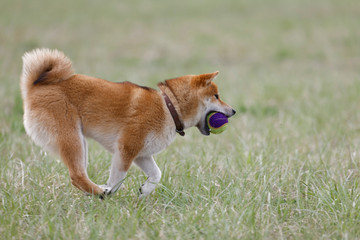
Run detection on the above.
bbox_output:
[21,49,166,153]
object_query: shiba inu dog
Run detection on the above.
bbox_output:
[20,48,236,198]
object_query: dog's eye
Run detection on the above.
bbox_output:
[214,94,219,100]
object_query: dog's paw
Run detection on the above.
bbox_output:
[138,191,146,200]
[99,184,112,199]
[100,184,112,194]
[138,185,145,199]
[138,184,153,199]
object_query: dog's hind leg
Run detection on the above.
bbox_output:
[82,134,89,169]
[134,156,161,198]
[57,127,105,196]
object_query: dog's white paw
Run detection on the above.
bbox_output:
[138,186,147,199]
[99,184,112,196]
[138,183,155,199]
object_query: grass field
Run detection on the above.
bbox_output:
[1,0,360,239]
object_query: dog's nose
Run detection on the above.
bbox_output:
[232,109,236,115]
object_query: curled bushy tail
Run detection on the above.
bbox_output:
[20,48,74,98]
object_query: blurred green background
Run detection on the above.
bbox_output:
[1,0,360,239]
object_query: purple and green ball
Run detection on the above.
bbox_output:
[206,112,228,134]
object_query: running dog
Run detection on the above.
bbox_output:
[20,49,236,197]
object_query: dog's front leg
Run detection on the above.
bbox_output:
[104,151,128,194]
[134,156,161,198]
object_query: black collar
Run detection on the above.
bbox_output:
[161,91,185,136]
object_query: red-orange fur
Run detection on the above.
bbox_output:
[20,49,235,196]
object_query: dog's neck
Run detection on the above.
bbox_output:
[158,83,185,136]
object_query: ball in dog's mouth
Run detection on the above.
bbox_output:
[206,112,228,134]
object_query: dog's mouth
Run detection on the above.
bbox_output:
[197,110,235,136]
[198,120,211,136]
[197,111,218,136]
[197,122,210,136]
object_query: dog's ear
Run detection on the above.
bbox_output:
[194,71,219,87]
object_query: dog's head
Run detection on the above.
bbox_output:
[161,71,236,135]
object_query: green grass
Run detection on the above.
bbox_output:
[1,0,360,239]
